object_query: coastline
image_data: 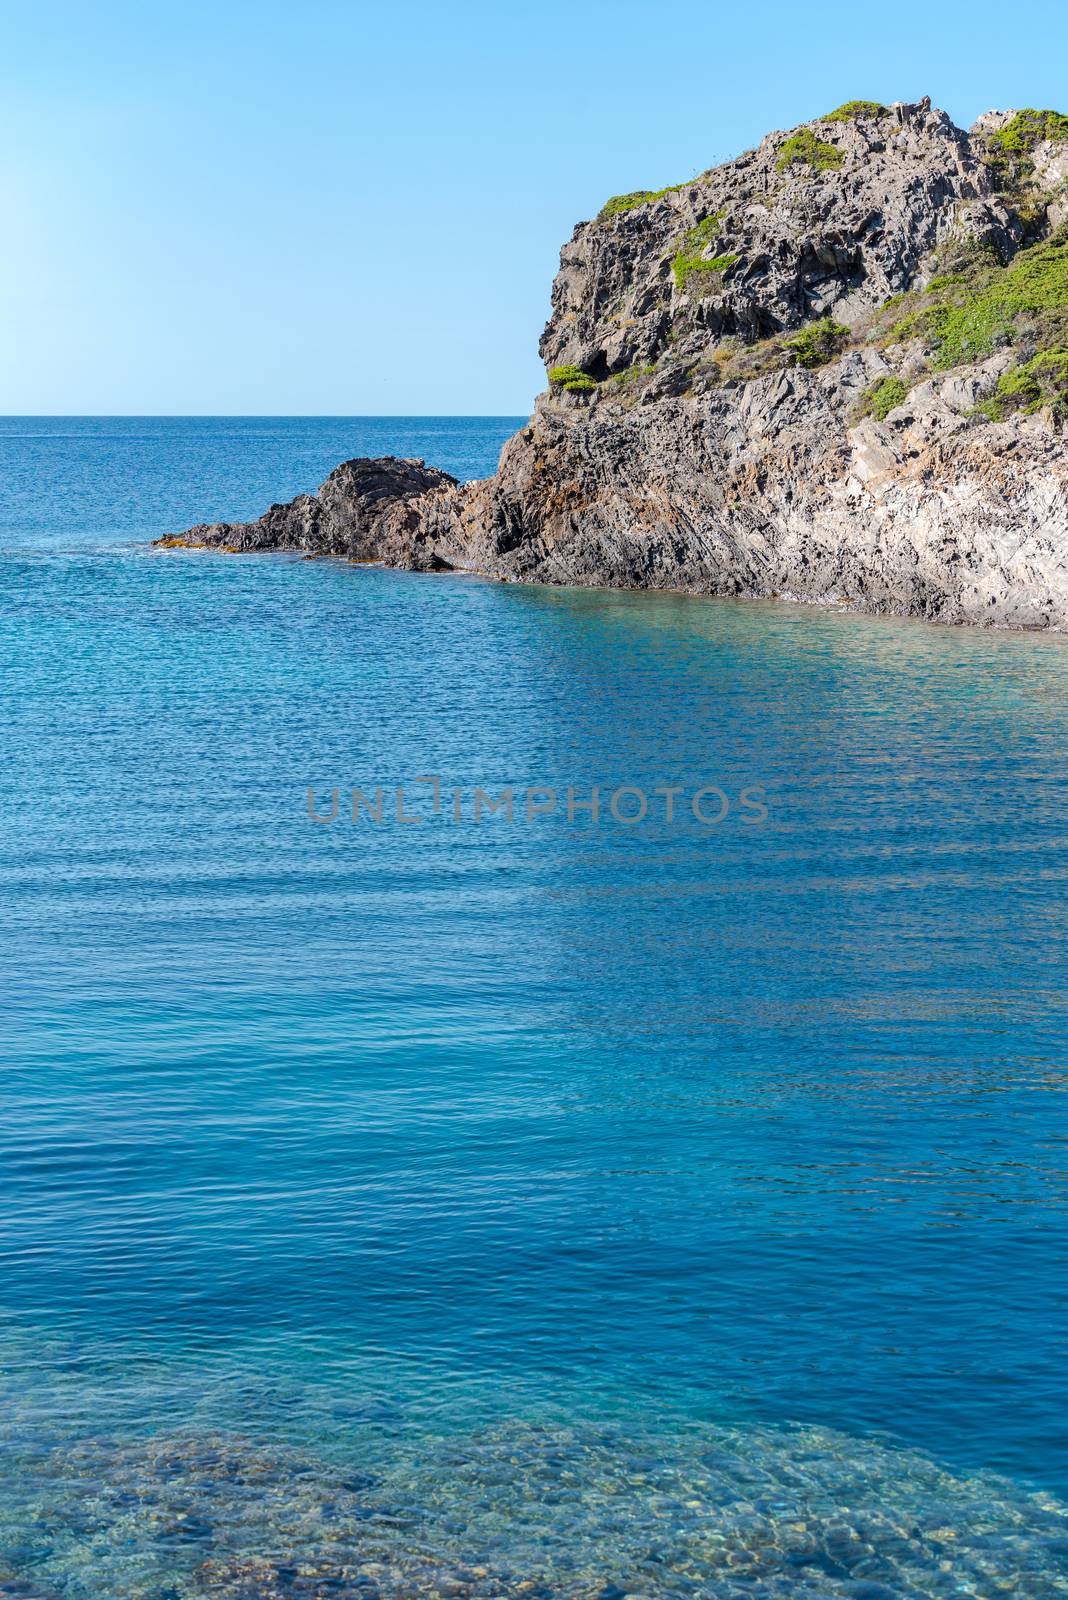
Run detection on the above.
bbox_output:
[160,100,1068,632]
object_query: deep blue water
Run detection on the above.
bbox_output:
[2,417,1068,1598]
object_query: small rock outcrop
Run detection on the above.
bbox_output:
[164,98,1068,629]
[180,456,461,569]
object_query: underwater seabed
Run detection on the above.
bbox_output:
[2,1350,1067,1600]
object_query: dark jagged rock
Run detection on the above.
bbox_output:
[178,457,462,570]
[162,99,1068,629]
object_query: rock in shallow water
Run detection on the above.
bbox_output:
[3,1418,1068,1598]
[174,457,460,570]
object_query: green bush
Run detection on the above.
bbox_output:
[785,318,849,368]
[609,362,657,384]
[599,183,686,220]
[862,375,909,421]
[776,129,844,173]
[987,108,1068,155]
[823,100,888,123]
[978,347,1068,420]
[673,252,740,292]
[671,211,737,292]
[547,364,598,393]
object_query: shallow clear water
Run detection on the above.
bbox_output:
[2,417,1068,1598]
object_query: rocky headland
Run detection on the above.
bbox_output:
[167,100,1068,629]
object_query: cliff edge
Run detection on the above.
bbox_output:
[168,99,1068,629]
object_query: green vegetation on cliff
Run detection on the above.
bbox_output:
[976,348,1068,421]
[987,108,1068,155]
[609,363,657,385]
[785,318,849,367]
[823,100,888,123]
[776,129,844,173]
[672,212,737,292]
[547,364,598,393]
[884,230,1068,369]
[599,183,687,220]
[859,375,909,421]
[673,252,739,292]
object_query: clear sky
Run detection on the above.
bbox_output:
[3,0,1067,414]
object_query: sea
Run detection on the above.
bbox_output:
[2,415,1068,1598]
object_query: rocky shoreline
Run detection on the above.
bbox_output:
[164,99,1068,631]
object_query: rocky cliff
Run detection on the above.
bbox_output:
[169,98,1068,629]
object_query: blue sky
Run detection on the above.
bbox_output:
[2,0,1067,414]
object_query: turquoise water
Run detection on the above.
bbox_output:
[3,417,1068,1598]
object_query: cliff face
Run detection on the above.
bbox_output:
[172,98,1068,629]
[538,99,1015,376]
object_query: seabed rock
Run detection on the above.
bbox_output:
[4,1418,1068,1598]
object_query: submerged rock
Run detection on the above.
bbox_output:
[163,98,1068,630]
[5,1417,1068,1598]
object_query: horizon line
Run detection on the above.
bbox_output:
[0,412,532,420]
